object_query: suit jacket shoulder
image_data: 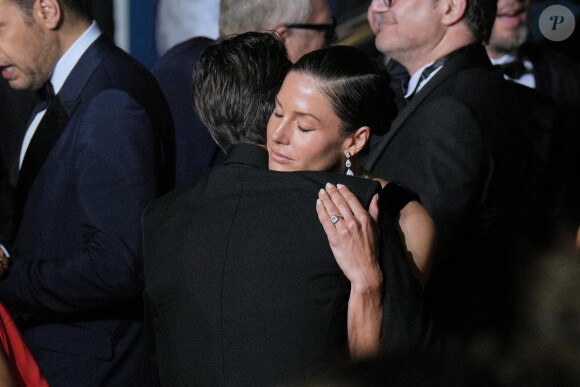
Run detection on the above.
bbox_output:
[143,144,428,385]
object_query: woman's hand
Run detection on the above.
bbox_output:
[316,183,383,359]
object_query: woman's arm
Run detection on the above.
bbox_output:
[316,183,383,359]
[398,200,435,287]
[366,174,435,287]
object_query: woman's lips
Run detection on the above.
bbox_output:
[269,148,293,164]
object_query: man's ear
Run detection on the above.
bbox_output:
[440,0,467,26]
[35,0,61,30]
[274,26,290,44]
[344,126,370,158]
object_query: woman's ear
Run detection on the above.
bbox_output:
[35,0,61,30]
[344,126,370,158]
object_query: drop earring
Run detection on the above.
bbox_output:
[345,152,354,176]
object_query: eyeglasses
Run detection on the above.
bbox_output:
[284,16,337,41]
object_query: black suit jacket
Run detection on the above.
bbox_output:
[525,45,580,194]
[364,44,534,343]
[143,144,427,386]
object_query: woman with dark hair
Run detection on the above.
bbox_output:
[267,45,435,356]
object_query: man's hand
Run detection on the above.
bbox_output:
[0,247,10,276]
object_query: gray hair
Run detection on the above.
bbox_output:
[219,0,312,36]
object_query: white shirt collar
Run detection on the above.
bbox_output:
[404,61,444,99]
[489,53,535,87]
[489,53,516,66]
[50,21,101,94]
[489,53,533,72]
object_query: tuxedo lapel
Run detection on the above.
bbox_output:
[364,44,492,170]
[364,61,454,170]
[12,96,71,241]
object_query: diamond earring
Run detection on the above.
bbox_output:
[345,152,354,176]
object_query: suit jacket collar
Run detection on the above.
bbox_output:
[224,143,269,170]
[58,34,112,107]
[364,43,492,170]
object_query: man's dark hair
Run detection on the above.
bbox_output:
[462,0,497,43]
[192,32,291,152]
[12,0,91,21]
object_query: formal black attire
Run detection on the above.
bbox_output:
[143,144,428,387]
[496,43,580,252]
[364,44,535,345]
[521,44,580,189]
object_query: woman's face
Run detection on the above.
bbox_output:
[267,71,349,173]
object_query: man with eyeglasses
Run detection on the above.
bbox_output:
[363,0,537,348]
[152,0,335,188]
[219,0,334,62]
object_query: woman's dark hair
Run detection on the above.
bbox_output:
[291,45,397,138]
[193,32,291,152]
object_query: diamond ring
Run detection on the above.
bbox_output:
[330,214,344,224]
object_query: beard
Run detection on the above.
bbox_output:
[488,24,529,55]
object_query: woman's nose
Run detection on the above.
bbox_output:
[271,121,290,144]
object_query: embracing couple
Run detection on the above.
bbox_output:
[143,32,435,386]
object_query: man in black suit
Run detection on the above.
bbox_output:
[0,0,173,384]
[485,0,580,244]
[143,32,427,386]
[364,0,535,345]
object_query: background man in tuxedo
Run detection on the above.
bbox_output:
[485,0,580,248]
[0,0,174,384]
[143,32,427,386]
[152,0,335,187]
[364,0,535,346]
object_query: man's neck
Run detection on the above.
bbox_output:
[57,20,92,58]
[396,31,477,75]
[485,45,518,60]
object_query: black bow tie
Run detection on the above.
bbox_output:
[37,82,55,111]
[497,60,527,79]
[27,81,56,124]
